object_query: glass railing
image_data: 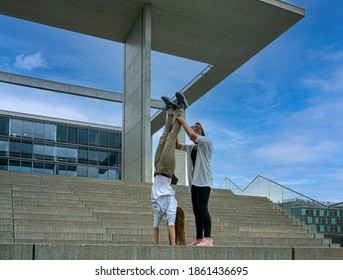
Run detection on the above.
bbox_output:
[218,175,340,208]
[328,201,343,209]
[218,175,343,246]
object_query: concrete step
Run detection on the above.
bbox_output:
[12,207,93,216]
[14,231,114,241]
[12,213,97,221]
[0,213,12,219]
[0,232,13,239]
[12,226,107,236]
[12,200,85,208]
[0,170,333,249]
[12,219,101,227]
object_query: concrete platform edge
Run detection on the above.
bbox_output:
[1,244,341,260]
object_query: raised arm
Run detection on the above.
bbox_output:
[176,114,197,141]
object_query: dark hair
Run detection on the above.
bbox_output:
[193,122,205,136]
[175,206,186,245]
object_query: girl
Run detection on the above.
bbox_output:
[151,92,188,245]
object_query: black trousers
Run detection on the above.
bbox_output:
[191,185,212,239]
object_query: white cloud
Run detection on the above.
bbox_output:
[0,84,121,126]
[1,93,89,122]
[321,50,343,62]
[14,52,48,71]
[252,140,336,164]
[291,100,343,128]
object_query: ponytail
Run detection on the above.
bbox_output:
[175,206,186,245]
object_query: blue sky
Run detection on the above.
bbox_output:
[1,0,343,202]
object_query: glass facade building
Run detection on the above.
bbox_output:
[0,110,122,180]
[290,206,343,246]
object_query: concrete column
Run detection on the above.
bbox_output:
[123,3,152,183]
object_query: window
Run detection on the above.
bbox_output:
[66,165,77,176]
[56,146,67,162]
[98,150,109,166]
[34,122,45,139]
[0,158,7,170]
[34,144,44,160]
[79,128,88,145]
[118,151,122,167]
[78,148,88,164]
[57,125,67,142]
[9,160,20,171]
[108,151,118,167]
[22,121,33,138]
[9,140,21,157]
[89,128,99,146]
[10,119,22,137]
[21,161,32,172]
[44,145,55,161]
[21,141,32,159]
[77,165,88,177]
[33,162,44,174]
[99,167,109,179]
[44,163,55,174]
[45,123,57,141]
[88,149,98,165]
[68,127,77,144]
[67,147,77,163]
[0,140,8,156]
[88,166,98,178]
[100,130,109,147]
[57,164,67,176]
[0,116,9,136]
[108,169,119,179]
[319,225,325,232]
[109,132,120,148]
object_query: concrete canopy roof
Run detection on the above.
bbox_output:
[0,0,305,134]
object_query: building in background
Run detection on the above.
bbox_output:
[0,110,122,180]
[288,205,343,246]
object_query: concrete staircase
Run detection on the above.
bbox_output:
[2,170,342,260]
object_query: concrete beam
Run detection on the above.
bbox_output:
[0,71,164,110]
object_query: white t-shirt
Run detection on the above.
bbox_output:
[151,175,177,227]
[181,134,214,191]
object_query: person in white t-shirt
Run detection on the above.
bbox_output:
[151,92,188,245]
[176,117,214,247]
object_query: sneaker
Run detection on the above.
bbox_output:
[188,239,203,246]
[195,238,213,247]
[161,96,177,110]
[175,92,189,109]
